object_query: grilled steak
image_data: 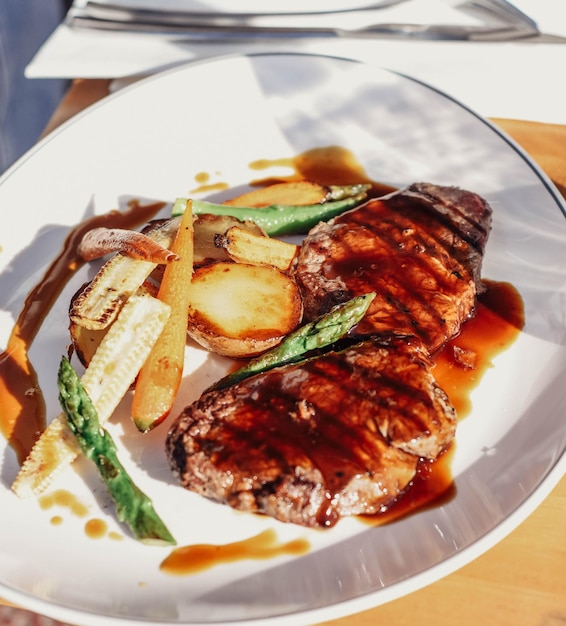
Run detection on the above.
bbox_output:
[167,182,491,527]
[166,335,456,528]
[293,183,492,353]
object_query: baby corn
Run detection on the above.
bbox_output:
[12,293,170,498]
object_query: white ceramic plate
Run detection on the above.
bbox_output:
[0,53,565,626]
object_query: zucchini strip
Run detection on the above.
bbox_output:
[70,216,180,331]
[12,293,170,498]
[217,226,299,271]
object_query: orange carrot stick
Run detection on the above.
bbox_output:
[131,200,194,432]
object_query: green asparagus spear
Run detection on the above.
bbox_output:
[172,186,370,237]
[57,356,176,546]
[210,292,376,392]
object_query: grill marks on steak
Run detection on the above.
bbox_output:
[166,182,492,527]
[166,336,456,528]
[293,183,492,353]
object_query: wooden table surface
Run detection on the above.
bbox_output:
[3,78,566,626]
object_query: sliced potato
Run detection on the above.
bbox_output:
[193,213,265,266]
[222,181,332,207]
[218,226,299,271]
[187,261,303,358]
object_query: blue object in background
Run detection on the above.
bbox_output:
[0,0,70,174]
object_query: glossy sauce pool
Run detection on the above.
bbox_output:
[249,145,397,199]
[361,279,525,526]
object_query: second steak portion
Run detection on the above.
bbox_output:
[294,183,493,353]
[166,335,456,528]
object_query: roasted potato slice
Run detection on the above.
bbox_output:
[193,214,265,266]
[187,261,303,358]
[222,181,332,207]
[217,226,299,271]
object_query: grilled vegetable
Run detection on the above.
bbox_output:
[222,181,371,207]
[70,217,180,331]
[193,213,265,266]
[58,356,175,546]
[78,226,178,263]
[217,226,299,271]
[172,190,370,237]
[131,200,194,433]
[187,261,303,358]
[210,292,375,391]
[69,281,159,368]
[12,293,170,498]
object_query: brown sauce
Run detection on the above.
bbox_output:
[108,531,124,541]
[249,146,396,198]
[0,201,165,463]
[434,279,525,417]
[40,487,124,540]
[39,488,89,517]
[361,279,524,526]
[359,445,456,526]
[191,181,230,195]
[194,172,210,184]
[190,171,230,195]
[160,529,310,576]
[85,518,108,539]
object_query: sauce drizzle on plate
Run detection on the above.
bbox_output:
[161,529,310,576]
[364,280,525,526]
[250,145,396,198]
[0,201,165,463]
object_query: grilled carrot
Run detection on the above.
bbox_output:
[131,200,194,433]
